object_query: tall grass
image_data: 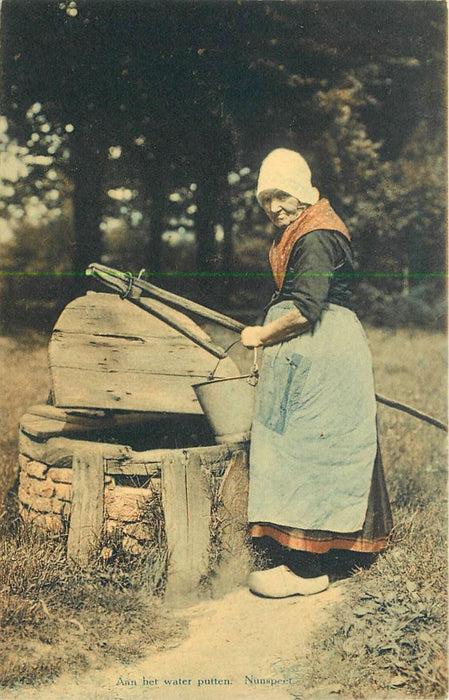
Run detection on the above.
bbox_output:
[289,328,447,699]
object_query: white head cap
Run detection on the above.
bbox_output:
[256,148,320,205]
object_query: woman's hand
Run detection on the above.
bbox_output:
[240,325,265,348]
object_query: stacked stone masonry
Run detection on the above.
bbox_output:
[18,453,161,552]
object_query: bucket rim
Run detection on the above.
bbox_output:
[193,374,253,390]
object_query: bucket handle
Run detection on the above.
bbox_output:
[207,340,259,385]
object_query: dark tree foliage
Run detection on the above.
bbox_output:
[0,0,446,305]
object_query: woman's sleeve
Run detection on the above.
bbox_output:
[287,230,345,324]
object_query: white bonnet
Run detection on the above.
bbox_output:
[256,148,320,205]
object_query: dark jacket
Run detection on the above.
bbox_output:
[266,229,354,324]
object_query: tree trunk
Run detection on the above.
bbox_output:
[70,130,107,286]
[139,160,167,275]
[195,175,218,303]
[217,186,234,308]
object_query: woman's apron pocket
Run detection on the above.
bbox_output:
[255,350,312,434]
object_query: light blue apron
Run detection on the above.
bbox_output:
[248,301,377,533]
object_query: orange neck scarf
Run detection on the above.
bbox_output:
[269,198,351,290]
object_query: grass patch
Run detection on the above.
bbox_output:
[0,517,185,688]
[288,328,447,699]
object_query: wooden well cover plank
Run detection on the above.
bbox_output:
[49,292,237,412]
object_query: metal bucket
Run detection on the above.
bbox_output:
[193,347,258,444]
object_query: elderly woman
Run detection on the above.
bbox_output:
[241,148,392,598]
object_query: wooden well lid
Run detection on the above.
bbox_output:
[48,292,237,413]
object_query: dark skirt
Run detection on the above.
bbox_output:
[250,443,393,554]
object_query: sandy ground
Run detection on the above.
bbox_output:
[3,583,342,700]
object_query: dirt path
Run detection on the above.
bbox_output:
[4,583,342,700]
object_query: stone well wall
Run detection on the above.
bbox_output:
[18,454,163,554]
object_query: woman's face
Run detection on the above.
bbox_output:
[259,189,308,228]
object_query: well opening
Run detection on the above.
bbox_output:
[71,414,218,452]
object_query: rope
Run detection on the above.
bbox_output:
[119,272,133,300]
[376,393,448,432]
